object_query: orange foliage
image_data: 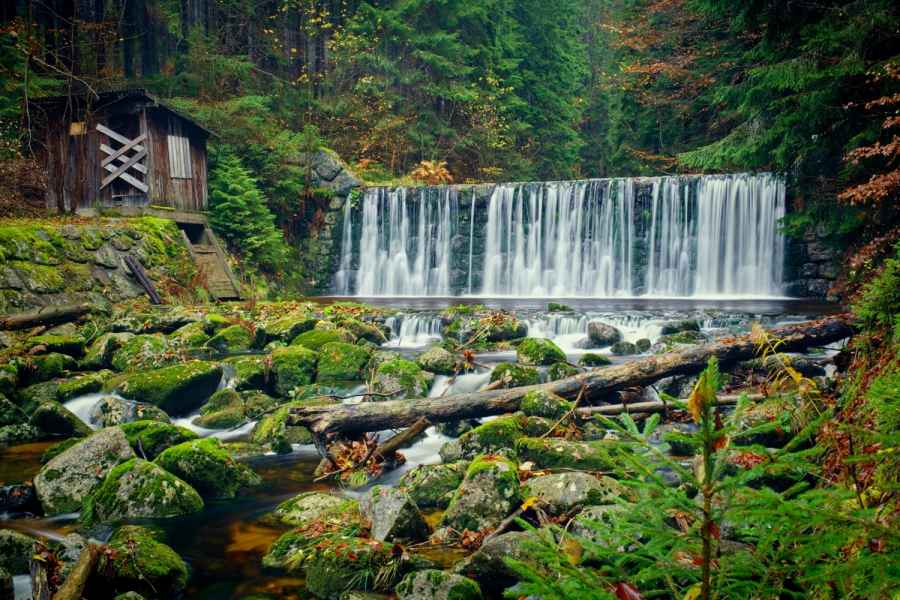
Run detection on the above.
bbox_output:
[410,160,453,185]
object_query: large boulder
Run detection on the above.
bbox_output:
[249,400,325,452]
[317,342,372,382]
[454,530,543,596]
[0,529,35,574]
[520,389,573,419]
[266,491,359,528]
[416,346,460,375]
[489,363,540,388]
[27,353,75,383]
[57,371,110,401]
[81,458,203,525]
[456,416,524,459]
[399,462,467,509]
[225,356,269,392]
[522,472,624,515]
[361,486,430,543]
[100,525,188,598]
[109,361,222,415]
[81,332,134,370]
[110,334,170,371]
[515,437,621,471]
[168,322,210,348]
[33,426,134,514]
[26,334,85,357]
[89,396,169,427]
[264,314,317,343]
[270,346,317,397]
[396,569,482,600]
[29,400,91,437]
[15,381,60,414]
[206,324,255,353]
[0,395,26,427]
[154,438,261,500]
[291,328,354,351]
[119,420,198,459]
[587,322,622,347]
[440,455,521,533]
[516,338,566,366]
[193,388,245,429]
[372,358,432,399]
[304,537,397,599]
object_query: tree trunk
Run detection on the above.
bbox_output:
[52,544,98,600]
[288,316,854,436]
[0,303,97,330]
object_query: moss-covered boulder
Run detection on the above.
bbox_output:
[206,324,255,353]
[317,342,371,382]
[271,346,317,396]
[14,381,60,414]
[82,332,134,370]
[225,355,269,392]
[81,458,203,525]
[264,314,317,343]
[635,338,652,352]
[193,388,245,429]
[89,396,169,427]
[56,370,110,401]
[489,363,540,388]
[587,321,622,347]
[515,437,621,471]
[250,401,318,452]
[0,395,25,427]
[660,319,701,335]
[520,389,573,419]
[547,362,578,380]
[516,338,566,366]
[168,322,210,348]
[109,361,222,415]
[304,537,396,599]
[730,396,799,448]
[29,400,91,437]
[373,358,432,398]
[396,569,482,600]
[0,423,39,446]
[453,530,541,596]
[440,455,521,532]
[398,462,467,509]
[28,352,76,383]
[291,328,354,351]
[26,334,85,357]
[361,486,430,543]
[101,525,189,598]
[610,341,637,356]
[110,334,170,372]
[416,346,460,375]
[522,472,624,515]
[659,330,707,347]
[0,364,18,397]
[457,416,525,459]
[579,353,612,367]
[337,318,387,345]
[155,438,261,499]
[119,420,198,459]
[266,491,359,528]
[0,529,35,574]
[34,426,135,514]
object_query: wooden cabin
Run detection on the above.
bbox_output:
[30,88,211,214]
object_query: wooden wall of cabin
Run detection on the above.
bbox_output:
[144,108,208,212]
[44,114,109,212]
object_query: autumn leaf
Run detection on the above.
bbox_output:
[614,581,644,600]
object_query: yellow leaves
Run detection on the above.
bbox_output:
[688,369,716,423]
[410,160,453,185]
[682,583,702,600]
[521,496,540,511]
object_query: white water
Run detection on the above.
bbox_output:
[336,173,786,298]
[383,313,443,347]
[524,313,665,352]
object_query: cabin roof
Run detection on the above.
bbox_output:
[30,88,214,138]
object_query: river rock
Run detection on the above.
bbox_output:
[0,483,38,514]
[28,352,76,383]
[416,346,460,375]
[580,352,612,367]
[154,438,261,500]
[0,423,39,446]
[610,341,637,356]
[250,400,325,452]
[457,416,524,459]
[110,334,170,371]
[0,529,35,574]
[396,569,482,600]
[520,389,573,419]
[81,458,203,525]
[0,566,10,600]
[169,321,210,348]
[372,358,432,399]
[587,321,622,347]
[291,328,355,351]
[271,346,318,396]
[206,324,255,353]
[660,320,701,335]
[29,400,91,437]
[523,472,625,514]
[193,388,244,429]
[635,338,652,352]
[547,362,578,380]
[0,395,25,427]
[361,486,430,543]
[264,313,317,343]
[82,332,134,370]
[516,338,566,366]
[225,355,269,391]
[489,363,539,388]
[440,455,521,532]
[570,504,627,545]
[338,318,387,344]
[89,396,170,427]
[102,525,188,598]
[119,420,198,459]
[730,396,798,448]
[34,426,135,514]
[0,365,17,397]
[26,334,85,357]
[399,462,468,509]
[515,437,621,471]
[317,342,371,382]
[109,361,223,415]
[453,530,542,595]
[57,371,110,401]
[267,491,359,528]
[304,537,395,598]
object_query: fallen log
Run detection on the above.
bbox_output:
[288,315,854,436]
[576,393,764,417]
[0,303,95,331]
[52,544,99,600]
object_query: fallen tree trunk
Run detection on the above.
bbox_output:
[288,315,854,436]
[52,544,99,600]
[576,393,764,417]
[0,303,96,330]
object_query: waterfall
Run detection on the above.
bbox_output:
[384,313,443,347]
[335,173,787,297]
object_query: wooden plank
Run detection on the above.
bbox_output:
[96,123,146,150]
[101,148,147,189]
[124,255,162,304]
[101,133,147,167]
[101,145,148,174]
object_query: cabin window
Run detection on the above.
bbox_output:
[167,118,192,179]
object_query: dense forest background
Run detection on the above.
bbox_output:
[1,0,899,275]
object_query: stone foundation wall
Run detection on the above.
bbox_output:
[783,225,840,299]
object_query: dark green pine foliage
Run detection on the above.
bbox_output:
[208,150,288,272]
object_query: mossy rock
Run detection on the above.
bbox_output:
[82,332,134,370]
[659,330,707,347]
[101,525,188,598]
[265,491,359,528]
[26,334,85,357]
[416,346,460,375]
[110,334,171,372]
[155,438,261,499]
[660,320,701,335]
[547,303,572,313]
[291,328,354,351]
[635,338,652,352]
[206,324,255,353]
[250,400,325,451]
[0,395,25,427]
[0,423,40,445]
[225,355,269,392]
[396,569,482,600]
[271,346,318,397]
[169,322,210,348]
[440,455,521,533]
[119,420,198,459]
[489,363,540,388]
[610,341,637,356]
[304,537,396,599]
[579,353,612,367]
[457,416,525,459]
[29,400,91,437]
[81,458,204,525]
[108,361,223,415]
[515,437,622,471]
[40,438,80,464]
[89,396,170,428]
[398,462,468,509]
[361,486,430,543]
[516,338,566,366]
[546,362,578,380]
[264,314,317,343]
[0,528,36,574]
[27,353,76,383]
[10,262,64,293]
[335,318,387,344]
[0,363,18,397]
[57,370,110,401]
[15,381,60,414]
[730,396,799,448]
[522,472,625,515]
[202,313,230,334]
[520,389,573,419]
[373,358,432,399]
[317,342,372,382]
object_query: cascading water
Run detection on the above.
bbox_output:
[383,313,444,347]
[335,173,786,297]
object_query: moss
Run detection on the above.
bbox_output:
[516,338,567,366]
[194,387,245,428]
[26,334,85,357]
[489,363,540,388]
[206,324,254,353]
[373,358,431,398]
[304,537,396,598]
[520,389,573,419]
[267,491,360,528]
[610,341,638,356]
[16,381,61,413]
[635,338,651,352]
[0,395,25,427]
[8,262,64,293]
[264,313,317,343]
[659,330,706,346]
[514,437,622,470]
[41,437,80,463]
[155,438,261,499]
[547,362,578,380]
[459,416,524,458]
[0,223,64,264]
[0,363,17,396]
[169,322,210,348]
[225,355,269,391]
[110,334,170,372]
[57,370,110,401]
[395,569,482,600]
[82,332,134,370]
[334,318,387,344]
[441,455,521,532]
[316,342,371,382]
[399,462,468,509]
[28,353,75,383]
[579,353,612,367]
[660,319,701,335]
[102,525,188,598]
[203,313,230,334]
[119,420,198,459]
[29,400,91,437]
[250,400,326,449]
[291,328,352,351]
[108,361,223,415]
[271,345,318,396]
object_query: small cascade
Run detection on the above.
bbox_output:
[383,313,443,347]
